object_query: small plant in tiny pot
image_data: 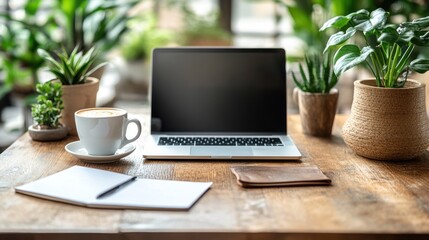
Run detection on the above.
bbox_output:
[38,47,107,135]
[29,82,67,141]
[320,8,429,160]
[292,54,339,137]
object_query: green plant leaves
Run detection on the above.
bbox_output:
[324,27,357,53]
[378,26,399,43]
[320,16,350,31]
[321,7,429,87]
[38,47,104,85]
[346,9,370,24]
[401,16,429,30]
[24,0,42,15]
[411,31,429,46]
[410,59,429,74]
[333,45,374,76]
[369,8,388,30]
[32,82,63,127]
[292,54,337,94]
[321,8,388,54]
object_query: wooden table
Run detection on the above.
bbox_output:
[1,114,429,240]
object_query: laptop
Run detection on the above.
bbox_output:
[142,48,301,160]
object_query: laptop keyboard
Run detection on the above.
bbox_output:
[157,137,284,146]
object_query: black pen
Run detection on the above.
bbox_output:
[96,176,137,199]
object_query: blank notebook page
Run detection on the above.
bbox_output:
[92,179,213,209]
[15,166,132,204]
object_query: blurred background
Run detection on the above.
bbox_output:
[1,0,429,152]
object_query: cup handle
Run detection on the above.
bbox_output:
[120,118,142,148]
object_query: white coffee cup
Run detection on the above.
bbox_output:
[75,108,142,156]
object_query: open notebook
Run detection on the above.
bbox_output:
[15,166,212,210]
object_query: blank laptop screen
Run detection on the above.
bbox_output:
[151,48,286,134]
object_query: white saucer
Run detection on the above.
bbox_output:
[65,141,136,163]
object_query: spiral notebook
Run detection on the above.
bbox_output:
[15,166,212,210]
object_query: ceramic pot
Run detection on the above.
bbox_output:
[28,124,68,141]
[343,79,429,160]
[294,88,339,137]
[61,77,99,136]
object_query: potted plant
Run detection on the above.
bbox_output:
[292,54,339,137]
[119,14,172,93]
[38,47,106,136]
[176,3,231,46]
[28,82,67,141]
[320,8,429,160]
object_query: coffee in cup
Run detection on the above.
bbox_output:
[75,108,142,156]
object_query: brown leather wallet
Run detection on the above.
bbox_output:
[231,165,331,187]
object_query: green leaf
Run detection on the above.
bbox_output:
[37,49,62,70]
[32,82,63,127]
[412,16,429,28]
[369,8,388,30]
[39,45,105,85]
[410,31,429,46]
[333,45,374,76]
[85,0,139,18]
[292,71,305,91]
[324,27,357,53]
[410,59,429,74]
[24,0,42,15]
[350,8,387,33]
[378,26,399,44]
[298,62,309,91]
[60,57,74,84]
[346,9,369,20]
[320,16,349,31]
[347,10,370,27]
[402,16,429,29]
[86,62,108,76]
[354,21,373,32]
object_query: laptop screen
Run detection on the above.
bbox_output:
[151,48,286,134]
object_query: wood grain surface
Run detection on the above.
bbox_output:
[0,112,429,240]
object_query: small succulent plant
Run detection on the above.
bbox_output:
[31,82,63,128]
[292,53,338,94]
[38,47,106,85]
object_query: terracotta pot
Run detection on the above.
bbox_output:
[343,79,429,160]
[61,77,99,135]
[28,124,68,141]
[89,65,106,81]
[294,88,339,137]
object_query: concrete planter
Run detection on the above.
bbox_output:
[28,124,68,141]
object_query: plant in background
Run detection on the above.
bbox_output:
[0,0,52,96]
[167,1,230,45]
[52,0,139,54]
[181,10,230,45]
[320,8,429,88]
[292,54,338,94]
[37,47,106,85]
[31,82,63,129]
[121,15,173,61]
[275,0,429,62]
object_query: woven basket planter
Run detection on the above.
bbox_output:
[343,79,429,160]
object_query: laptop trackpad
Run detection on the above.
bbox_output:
[190,147,253,157]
